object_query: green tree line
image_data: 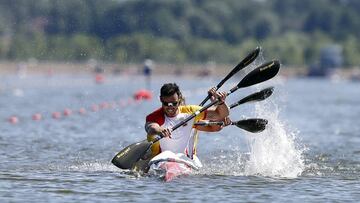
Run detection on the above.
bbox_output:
[0,0,359,67]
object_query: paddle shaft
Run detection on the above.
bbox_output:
[199,47,260,106]
[194,118,268,133]
[194,121,231,126]
[195,120,262,127]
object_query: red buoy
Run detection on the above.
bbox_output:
[134,89,153,101]
[91,104,99,112]
[79,107,87,115]
[52,112,61,119]
[8,116,19,124]
[95,73,104,84]
[100,102,109,109]
[32,113,42,121]
[63,108,72,116]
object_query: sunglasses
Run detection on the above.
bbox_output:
[161,101,180,107]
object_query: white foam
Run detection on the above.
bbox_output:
[49,161,120,173]
[244,100,305,178]
[67,161,119,172]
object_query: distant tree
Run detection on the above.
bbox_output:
[1,0,360,66]
[69,34,104,60]
[342,36,360,67]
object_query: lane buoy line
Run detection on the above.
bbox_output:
[5,89,154,125]
[5,86,221,125]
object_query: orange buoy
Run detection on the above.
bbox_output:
[32,113,42,121]
[79,107,87,115]
[95,73,104,84]
[91,104,99,112]
[52,112,61,119]
[100,102,109,109]
[134,89,153,101]
[8,116,19,124]
[63,108,72,116]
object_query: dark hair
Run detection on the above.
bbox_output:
[160,83,185,105]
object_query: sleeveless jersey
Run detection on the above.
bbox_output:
[146,105,206,157]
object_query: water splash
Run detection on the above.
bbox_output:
[48,160,119,173]
[244,100,305,178]
[67,161,118,172]
[198,150,248,176]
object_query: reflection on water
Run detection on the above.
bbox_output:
[1,75,360,202]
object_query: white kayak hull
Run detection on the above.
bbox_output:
[148,151,202,182]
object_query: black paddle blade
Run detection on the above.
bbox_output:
[217,46,261,88]
[241,46,261,67]
[233,118,268,133]
[199,47,261,106]
[230,60,280,93]
[229,86,274,109]
[111,140,152,169]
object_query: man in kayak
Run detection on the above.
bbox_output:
[144,83,229,160]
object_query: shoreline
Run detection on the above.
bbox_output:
[0,61,305,77]
[0,61,358,79]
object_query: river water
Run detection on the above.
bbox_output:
[1,72,359,202]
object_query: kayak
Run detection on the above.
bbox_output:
[148,151,202,182]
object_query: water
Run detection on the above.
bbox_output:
[1,73,360,202]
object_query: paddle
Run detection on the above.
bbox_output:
[111,60,280,169]
[199,47,261,106]
[229,86,274,109]
[194,87,274,133]
[194,118,268,133]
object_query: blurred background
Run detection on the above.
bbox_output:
[1,1,360,202]
[0,0,359,79]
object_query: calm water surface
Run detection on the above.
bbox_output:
[1,73,359,202]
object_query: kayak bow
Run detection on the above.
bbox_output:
[148,151,202,182]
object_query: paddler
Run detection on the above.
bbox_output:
[131,83,229,172]
[194,87,233,132]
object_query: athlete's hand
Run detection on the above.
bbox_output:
[223,117,232,126]
[208,87,217,102]
[208,87,227,104]
[216,91,227,104]
[159,127,172,138]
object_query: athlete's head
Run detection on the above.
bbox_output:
[160,83,184,117]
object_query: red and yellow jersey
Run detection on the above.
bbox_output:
[146,105,206,158]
